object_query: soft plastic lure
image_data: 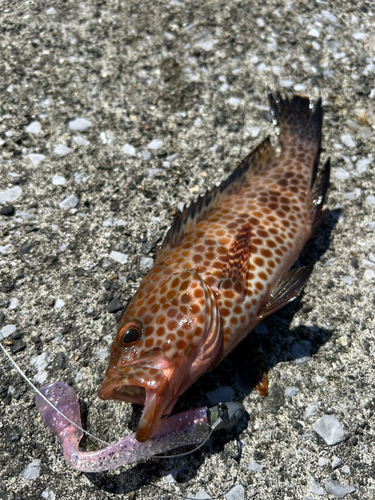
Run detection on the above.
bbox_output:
[0,343,245,472]
[35,382,245,472]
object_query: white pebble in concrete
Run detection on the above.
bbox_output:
[59,195,78,208]
[309,476,324,496]
[123,144,136,156]
[26,121,42,134]
[19,459,41,480]
[52,175,66,185]
[28,154,45,166]
[147,139,163,150]
[0,325,16,339]
[313,414,345,445]
[325,480,355,498]
[285,387,299,398]
[109,251,128,264]
[68,117,92,131]
[0,185,22,203]
[247,461,263,472]
[341,135,356,148]
[140,257,154,268]
[225,484,244,500]
[54,144,72,156]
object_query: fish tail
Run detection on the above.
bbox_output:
[310,157,331,232]
[268,91,322,156]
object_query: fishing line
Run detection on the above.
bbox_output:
[0,342,110,447]
[0,342,220,457]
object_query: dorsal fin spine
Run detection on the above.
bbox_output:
[160,137,274,254]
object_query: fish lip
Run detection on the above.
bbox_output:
[98,350,173,441]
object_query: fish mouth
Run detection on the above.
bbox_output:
[98,351,174,442]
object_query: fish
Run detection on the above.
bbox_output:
[99,92,330,442]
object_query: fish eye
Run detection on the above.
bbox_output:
[118,322,142,347]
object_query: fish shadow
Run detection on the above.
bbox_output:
[85,210,338,494]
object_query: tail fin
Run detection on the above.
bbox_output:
[311,158,331,233]
[268,91,323,151]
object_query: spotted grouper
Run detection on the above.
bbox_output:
[99,92,330,442]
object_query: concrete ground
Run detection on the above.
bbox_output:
[0,1,374,499]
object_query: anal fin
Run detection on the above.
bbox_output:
[259,264,314,319]
[219,223,251,301]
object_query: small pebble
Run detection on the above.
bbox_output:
[318,457,329,467]
[26,121,42,134]
[0,245,10,254]
[227,97,241,107]
[247,461,263,472]
[123,144,136,156]
[308,28,320,38]
[19,459,41,480]
[142,150,151,161]
[325,480,356,499]
[285,387,299,398]
[8,298,18,310]
[0,325,16,339]
[365,195,375,206]
[321,10,336,23]
[147,139,163,150]
[0,186,22,203]
[68,117,92,131]
[356,157,372,173]
[73,136,89,146]
[52,175,66,185]
[357,126,372,138]
[247,126,260,138]
[28,154,45,166]
[304,402,318,419]
[335,168,350,180]
[341,135,356,148]
[54,298,65,309]
[200,40,214,52]
[140,257,154,268]
[54,144,72,156]
[1,206,15,216]
[332,457,342,470]
[309,476,324,496]
[224,485,244,500]
[109,251,128,264]
[59,195,78,209]
[106,300,123,313]
[41,487,55,500]
[313,414,345,445]
[280,80,294,88]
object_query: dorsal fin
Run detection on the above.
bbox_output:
[159,138,274,254]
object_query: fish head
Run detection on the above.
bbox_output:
[99,269,222,442]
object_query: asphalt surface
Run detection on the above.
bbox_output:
[0,1,375,499]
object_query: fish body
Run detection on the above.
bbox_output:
[99,93,330,442]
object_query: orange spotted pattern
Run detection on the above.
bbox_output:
[99,94,328,442]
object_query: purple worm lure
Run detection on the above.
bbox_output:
[35,382,245,472]
[0,343,245,473]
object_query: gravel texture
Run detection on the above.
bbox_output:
[1,1,375,499]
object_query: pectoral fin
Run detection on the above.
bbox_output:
[259,264,314,318]
[219,223,251,301]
